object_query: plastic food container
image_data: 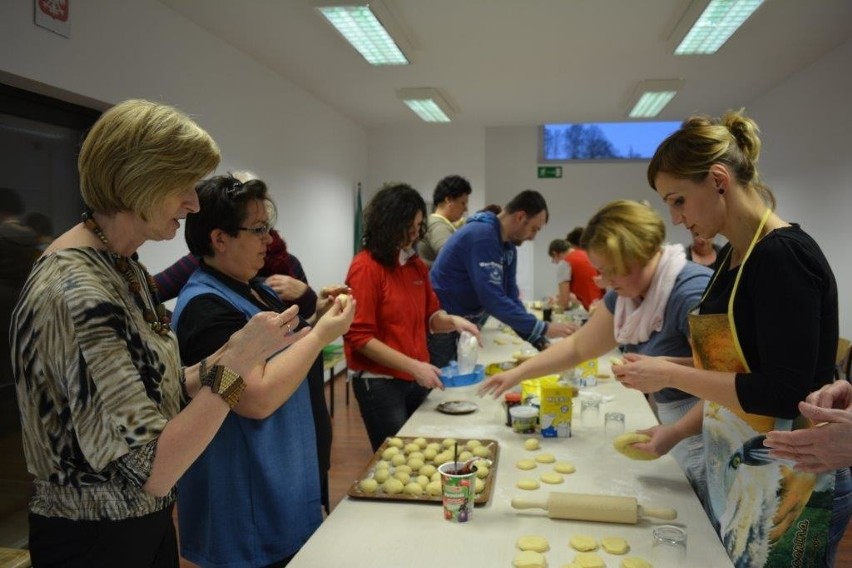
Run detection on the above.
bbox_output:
[440,363,485,388]
[509,405,538,434]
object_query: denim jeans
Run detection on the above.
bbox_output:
[828,466,852,567]
[428,331,459,369]
[351,376,431,451]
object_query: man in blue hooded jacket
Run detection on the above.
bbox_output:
[429,190,576,367]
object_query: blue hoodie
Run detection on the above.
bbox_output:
[430,211,547,344]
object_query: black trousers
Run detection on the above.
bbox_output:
[29,504,178,568]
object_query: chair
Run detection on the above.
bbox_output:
[836,337,851,381]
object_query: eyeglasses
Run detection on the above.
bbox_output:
[231,222,272,237]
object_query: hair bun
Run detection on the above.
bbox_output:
[722,110,761,163]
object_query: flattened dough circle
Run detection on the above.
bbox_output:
[601,536,630,555]
[569,535,598,552]
[516,478,540,490]
[516,535,550,552]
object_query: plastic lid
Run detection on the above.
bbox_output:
[504,392,522,402]
[509,405,538,418]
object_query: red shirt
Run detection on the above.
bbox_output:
[564,248,604,309]
[344,251,441,381]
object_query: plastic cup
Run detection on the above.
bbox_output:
[438,461,476,523]
[509,405,538,434]
[651,525,687,565]
[580,398,601,427]
[604,411,625,438]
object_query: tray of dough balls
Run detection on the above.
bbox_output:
[347,436,499,506]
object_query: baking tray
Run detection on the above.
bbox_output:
[347,436,500,506]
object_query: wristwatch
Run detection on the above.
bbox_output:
[200,364,246,409]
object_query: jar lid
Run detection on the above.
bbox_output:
[509,405,538,418]
[504,392,522,402]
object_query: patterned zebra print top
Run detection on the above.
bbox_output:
[12,248,182,520]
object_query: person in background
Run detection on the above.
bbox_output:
[429,190,577,368]
[563,226,605,310]
[685,233,721,269]
[10,99,298,566]
[344,183,479,451]
[24,212,55,252]
[417,174,472,267]
[546,238,579,310]
[477,203,502,216]
[481,200,712,498]
[765,380,852,473]
[615,109,851,567]
[172,174,354,567]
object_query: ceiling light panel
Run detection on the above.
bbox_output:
[627,80,683,118]
[675,0,764,55]
[397,88,455,123]
[317,4,409,65]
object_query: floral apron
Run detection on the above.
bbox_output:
[689,210,833,568]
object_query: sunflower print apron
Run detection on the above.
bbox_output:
[689,210,833,568]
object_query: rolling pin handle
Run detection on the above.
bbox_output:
[637,505,678,521]
[511,498,549,511]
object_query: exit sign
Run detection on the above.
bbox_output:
[537,166,563,179]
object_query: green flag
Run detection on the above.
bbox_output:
[353,182,364,255]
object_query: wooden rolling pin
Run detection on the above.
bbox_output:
[511,491,677,524]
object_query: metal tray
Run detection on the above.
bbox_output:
[347,436,500,506]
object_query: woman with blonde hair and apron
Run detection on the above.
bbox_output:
[613,109,852,567]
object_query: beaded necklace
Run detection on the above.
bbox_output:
[81,211,172,336]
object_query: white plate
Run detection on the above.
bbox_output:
[436,400,479,415]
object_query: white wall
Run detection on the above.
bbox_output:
[366,125,486,211]
[0,0,365,289]
[484,127,683,301]
[748,38,852,338]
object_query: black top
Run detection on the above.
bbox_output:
[700,225,838,418]
[175,261,332,478]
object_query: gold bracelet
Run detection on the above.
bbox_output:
[200,365,246,409]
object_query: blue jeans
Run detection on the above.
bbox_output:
[428,331,459,369]
[351,376,430,451]
[828,467,852,567]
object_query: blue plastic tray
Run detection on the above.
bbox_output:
[440,364,485,388]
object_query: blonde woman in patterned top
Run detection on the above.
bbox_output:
[10,99,303,567]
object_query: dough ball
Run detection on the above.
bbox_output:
[430,471,442,483]
[381,447,399,460]
[391,454,407,466]
[473,459,490,471]
[458,450,473,462]
[415,475,430,487]
[393,471,411,484]
[403,482,424,496]
[383,478,404,495]
[465,439,482,449]
[619,557,652,568]
[434,452,452,465]
[426,442,442,452]
[404,443,421,454]
[374,460,391,470]
[419,464,437,477]
[516,535,550,552]
[554,462,576,474]
[573,552,605,568]
[358,478,378,494]
[540,472,564,485]
[569,535,598,552]
[373,469,390,483]
[473,445,491,458]
[442,438,457,448]
[387,437,404,448]
[408,451,425,462]
[474,477,485,493]
[516,478,540,490]
[336,293,351,308]
[513,550,546,568]
[413,436,428,448]
[516,459,538,470]
[609,356,624,366]
[475,465,490,479]
[535,453,556,464]
[524,438,541,451]
[423,448,438,461]
[426,480,442,496]
[394,464,412,475]
[407,458,425,471]
[601,536,629,555]
[613,432,658,461]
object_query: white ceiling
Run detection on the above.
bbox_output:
[157,0,852,128]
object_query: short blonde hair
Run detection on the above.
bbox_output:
[647,109,775,209]
[79,99,220,220]
[580,200,665,276]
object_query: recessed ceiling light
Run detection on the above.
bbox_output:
[397,88,455,123]
[316,2,411,65]
[674,0,764,55]
[627,80,683,118]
